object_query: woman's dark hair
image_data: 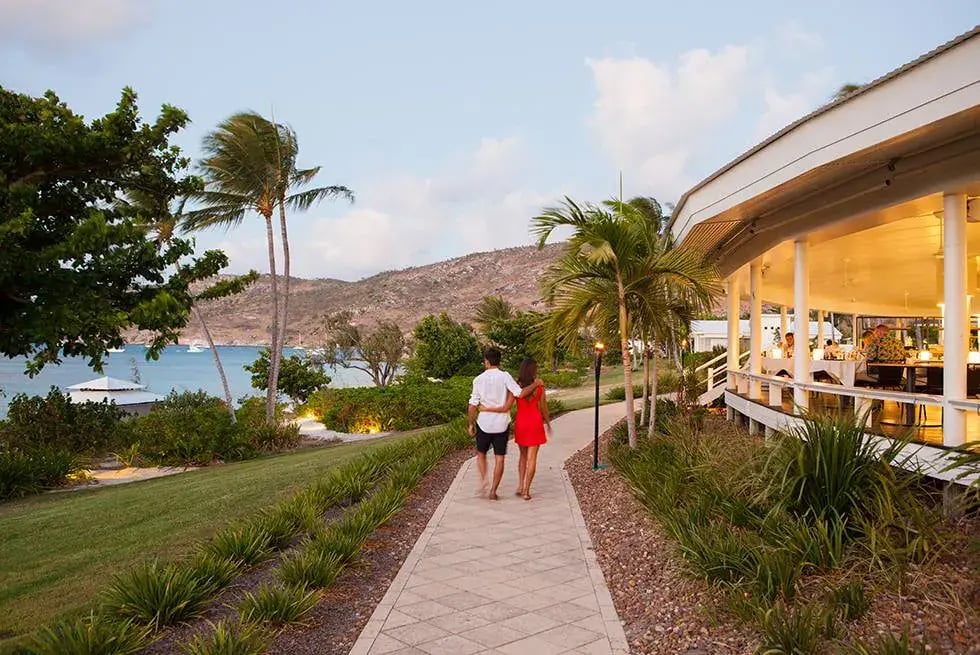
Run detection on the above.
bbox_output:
[517,358,538,388]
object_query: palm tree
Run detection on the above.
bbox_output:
[184,113,353,423]
[534,197,720,447]
[474,295,515,331]
[831,83,862,102]
[533,198,648,446]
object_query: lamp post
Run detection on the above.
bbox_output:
[593,340,606,470]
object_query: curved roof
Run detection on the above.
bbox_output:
[668,25,980,232]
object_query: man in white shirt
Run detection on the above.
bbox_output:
[467,348,539,500]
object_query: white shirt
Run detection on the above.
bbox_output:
[469,367,522,433]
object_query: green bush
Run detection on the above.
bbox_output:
[102,561,213,629]
[656,368,681,394]
[128,391,252,465]
[306,377,472,432]
[27,612,151,655]
[758,601,833,654]
[546,398,566,417]
[410,313,483,379]
[0,447,80,501]
[237,583,319,626]
[846,632,928,655]
[0,388,127,456]
[181,619,269,655]
[539,370,584,388]
[604,384,643,401]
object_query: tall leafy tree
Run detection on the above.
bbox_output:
[183,112,353,423]
[0,86,205,373]
[322,311,406,387]
[411,313,482,379]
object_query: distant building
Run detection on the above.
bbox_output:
[66,376,162,416]
[689,315,842,352]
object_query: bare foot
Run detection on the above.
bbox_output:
[523,493,532,501]
[476,481,488,497]
[515,488,524,497]
[488,492,499,501]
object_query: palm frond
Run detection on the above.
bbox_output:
[285,186,354,212]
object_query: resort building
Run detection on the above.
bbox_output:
[670,27,980,482]
[688,315,841,353]
[66,376,162,416]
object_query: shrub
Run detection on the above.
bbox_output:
[846,632,928,655]
[604,384,643,401]
[27,613,151,655]
[757,601,834,654]
[0,447,79,501]
[410,313,482,379]
[828,580,870,623]
[546,398,566,417]
[181,619,270,655]
[306,377,472,432]
[539,370,583,388]
[656,368,682,394]
[102,561,212,629]
[238,583,319,625]
[203,524,272,567]
[186,553,241,596]
[129,391,252,465]
[277,549,344,589]
[0,388,127,456]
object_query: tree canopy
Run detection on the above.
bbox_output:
[321,311,406,387]
[410,313,482,379]
[246,349,330,404]
[0,86,208,374]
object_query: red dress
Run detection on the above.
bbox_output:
[514,386,547,447]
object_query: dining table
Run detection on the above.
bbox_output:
[762,357,860,387]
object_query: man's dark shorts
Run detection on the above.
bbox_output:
[475,426,508,456]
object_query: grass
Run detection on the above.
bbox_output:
[0,436,408,642]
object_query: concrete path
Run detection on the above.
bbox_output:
[350,403,632,655]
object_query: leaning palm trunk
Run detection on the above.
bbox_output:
[263,213,281,424]
[194,306,236,424]
[640,346,650,426]
[276,202,292,392]
[617,275,638,448]
[648,340,659,440]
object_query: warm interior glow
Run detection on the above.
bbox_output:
[353,417,383,434]
[969,351,980,364]
[811,348,824,361]
[917,350,933,361]
[770,346,783,359]
[594,341,606,352]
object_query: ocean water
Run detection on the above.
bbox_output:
[0,345,373,416]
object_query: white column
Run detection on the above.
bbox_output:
[816,309,824,347]
[943,193,968,447]
[780,305,788,347]
[749,259,763,399]
[726,274,741,390]
[793,240,810,411]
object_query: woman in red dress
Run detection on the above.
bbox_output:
[483,358,551,500]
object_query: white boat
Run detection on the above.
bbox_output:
[292,345,306,352]
[107,346,125,353]
[187,344,203,353]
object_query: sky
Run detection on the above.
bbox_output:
[1,0,978,281]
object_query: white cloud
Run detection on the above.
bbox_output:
[0,0,147,51]
[286,138,556,280]
[754,67,835,139]
[586,45,750,200]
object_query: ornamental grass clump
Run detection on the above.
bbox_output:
[27,613,151,655]
[237,583,319,626]
[181,619,270,655]
[277,548,345,589]
[204,524,272,567]
[102,561,212,629]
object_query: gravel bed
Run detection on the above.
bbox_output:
[566,418,980,655]
[266,448,471,655]
[565,424,756,655]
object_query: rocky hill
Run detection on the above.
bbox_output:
[151,243,566,346]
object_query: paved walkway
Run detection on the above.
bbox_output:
[350,403,631,655]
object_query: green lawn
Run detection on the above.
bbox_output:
[0,436,405,642]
